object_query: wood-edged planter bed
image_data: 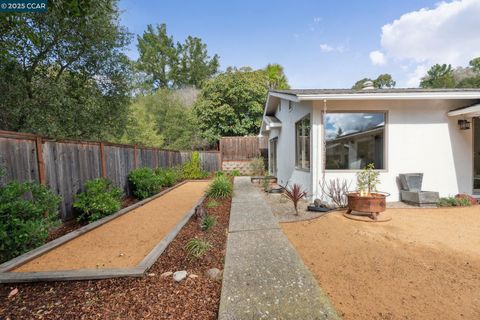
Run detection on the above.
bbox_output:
[0,181,233,320]
[0,180,210,283]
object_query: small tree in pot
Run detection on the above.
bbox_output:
[347,163,388,220]
[356,163,380,196]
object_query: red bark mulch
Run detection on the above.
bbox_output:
[0,196,231,320]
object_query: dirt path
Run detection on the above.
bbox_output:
[14,181,209,272]
[281,207,480,320]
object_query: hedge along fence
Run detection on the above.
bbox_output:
[0,130,220,221]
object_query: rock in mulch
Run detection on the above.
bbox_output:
[7,288,18,299]
[205,268,222,281]
[160,271,173,278]
[189,274,199,279]
[173,270,188,282]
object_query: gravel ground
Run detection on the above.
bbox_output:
[0,196,231,319]
[282,207,480,320]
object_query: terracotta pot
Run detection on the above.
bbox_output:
[346,192,388,220]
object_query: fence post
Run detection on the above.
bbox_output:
[134,145,139,168]
[99,142,107,178]
[219,138,224,171]
[35,136,46,185]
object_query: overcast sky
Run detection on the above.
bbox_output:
[119,0,480,88]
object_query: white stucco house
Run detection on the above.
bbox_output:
[260,87,480,202]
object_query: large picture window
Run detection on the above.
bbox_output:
[325,112,385,170]
[295,114,310,170]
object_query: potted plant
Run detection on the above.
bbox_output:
[346,164,389,220]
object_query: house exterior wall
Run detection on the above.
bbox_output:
[268,97,475,202]
[268,99,313,194]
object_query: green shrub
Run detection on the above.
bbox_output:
[230,169,240,177]
[249,156,265,176]
[182,151,208,179]
[201,214,217,231]
[0,181,61,263]
[154,167,180,187]
[438,196,471,207]
[185,237,212,258]
[262,175,270,192]
[128,167,164,199]
[215,171,225,177]
[73,179,122,223]
[206,175,233,198]
[205,200,220,208]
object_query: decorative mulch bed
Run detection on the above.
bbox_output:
[0,196,231,319]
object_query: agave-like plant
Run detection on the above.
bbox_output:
[281,183,308,215]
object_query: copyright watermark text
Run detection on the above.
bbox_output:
[0,0,48,12]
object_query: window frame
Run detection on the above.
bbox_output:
[295,113,311,172]
[323,110,388,173]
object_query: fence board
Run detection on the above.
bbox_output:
[0,137,38,184]
[0,130,220,221]
[220,136,267,161]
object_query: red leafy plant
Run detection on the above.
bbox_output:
[281,183,308,215]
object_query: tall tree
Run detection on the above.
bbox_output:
[175,36,219,88]
[0,0,131,139]
[264,63,290,90]
[420,64,455,88]
[193,69,268,144]
[136,25,219,90]
[136,24,177,90]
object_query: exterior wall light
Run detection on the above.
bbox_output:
[458,119,471,130]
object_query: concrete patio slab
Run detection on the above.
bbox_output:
[219,177,339,320]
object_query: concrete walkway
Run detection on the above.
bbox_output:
[218,177,340,320]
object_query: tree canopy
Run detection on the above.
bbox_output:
[118,89,206,150]
[352,74,396,90]
[0,0,132,139]
[420,64,455,88]
[136,24,219,91]
[264,63,290,90]
[193,68,268,143]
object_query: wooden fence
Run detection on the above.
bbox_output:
[219,136,268,161]
[0,130,220,221]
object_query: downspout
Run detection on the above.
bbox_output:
[319,99,327,200]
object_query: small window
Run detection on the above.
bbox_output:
[325,112,385,170]
[295,114,311,170]
[289,101,293,111]
[278,102,281,112]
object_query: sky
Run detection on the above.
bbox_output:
[119,0,480,89]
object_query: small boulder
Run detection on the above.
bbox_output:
[205,268,222,281]
[173,270,188,282]
[313,199,328,208]
[160,271,173,278]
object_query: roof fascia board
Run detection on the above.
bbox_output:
[448,104,480,116]
[295,92,480,101]
[269,92,300,102]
